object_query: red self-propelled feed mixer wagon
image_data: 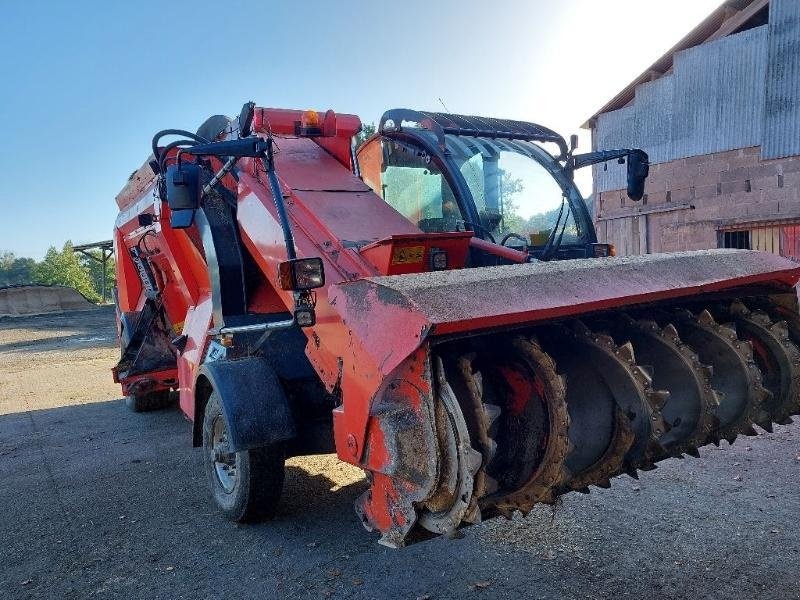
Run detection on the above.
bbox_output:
[112,102,800,547]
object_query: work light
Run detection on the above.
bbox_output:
[278,258,325,291]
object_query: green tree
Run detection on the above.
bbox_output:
[499,171,525,233]
[354,122,376,148]
[34,242,101,303]
[526,205,563,232]
[79,250,116,301]
[0,252,37,285]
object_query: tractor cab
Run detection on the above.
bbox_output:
[357,109,645,262]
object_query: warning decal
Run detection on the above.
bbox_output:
[391,245,425,265]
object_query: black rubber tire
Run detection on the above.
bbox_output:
[202,392,285,523]
[125,390,173,413]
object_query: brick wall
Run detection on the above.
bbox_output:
[594,147,800,254]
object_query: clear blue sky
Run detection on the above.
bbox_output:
[0,0,720,259]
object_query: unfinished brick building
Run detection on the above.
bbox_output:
[586,0,800,258]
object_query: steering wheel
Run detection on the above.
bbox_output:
[500,232,528,247]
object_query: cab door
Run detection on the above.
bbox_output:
[357,136,467,234]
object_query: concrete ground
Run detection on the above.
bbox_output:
[1,307,800,600]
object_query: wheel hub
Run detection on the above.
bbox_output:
[211,416,238,493]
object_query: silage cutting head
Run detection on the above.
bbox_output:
[327,249,800,546]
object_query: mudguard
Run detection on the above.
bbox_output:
[196,357,296,452]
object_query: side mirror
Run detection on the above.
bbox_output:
[626,149,649,201]
[165,162,202,228]
[239,101,255,137]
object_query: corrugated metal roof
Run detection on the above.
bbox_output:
[583,0,769,129]
[593,26,769,192]
[762,0,800,159]
[671,26,767,157]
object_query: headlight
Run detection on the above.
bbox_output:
[278,258,325,291]
[591,243,616,258]
[430,248,448,271]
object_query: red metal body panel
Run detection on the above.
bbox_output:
[113,227,143,313]
[233,135,434,462]
[114,367,178,396]
[177,296,213,418]
[359,232,472,275]
[115,156,157,210]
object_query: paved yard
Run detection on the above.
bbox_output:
[1,308,799,599]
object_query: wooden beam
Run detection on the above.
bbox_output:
[722,7,741,22]
[644,69,665,82]
[596,202,694,222]
[717,216,800,231]
[707,0,768,43]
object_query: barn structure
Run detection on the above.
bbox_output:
[585,0,800,258]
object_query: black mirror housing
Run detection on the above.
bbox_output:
[569,134,578,153]
[626,150,649,201]
[165,163,202,228]
[239,101,256,137]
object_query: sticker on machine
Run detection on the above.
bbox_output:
[391,245,425,265]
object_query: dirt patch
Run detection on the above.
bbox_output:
[0,307,119,413]
[0,285,95,317]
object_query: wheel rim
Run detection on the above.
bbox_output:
[211,415,238,493]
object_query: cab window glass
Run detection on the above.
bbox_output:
[452,139,582,246]
[359,137,465,233]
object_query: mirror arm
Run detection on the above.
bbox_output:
[565,148,650,202]
[566,148,642,172]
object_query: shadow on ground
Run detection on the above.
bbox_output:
[0,307,117,354]
[2,395,800,600]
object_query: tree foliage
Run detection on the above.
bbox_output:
[34,243,102,303]
[79,249,116,300]
[0,252,37,286]
[355,122,376,149]
[497,172,577,240]
[0,242,115,304]
[499,171,525,233]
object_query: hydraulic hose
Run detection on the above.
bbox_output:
[539,198,567,261]
[261,145,297,261]
[151,129,210,168]
[157,139,199,174]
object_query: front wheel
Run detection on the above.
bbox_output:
[202,392,285,522]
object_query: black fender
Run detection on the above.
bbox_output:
[194,357,296,452]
